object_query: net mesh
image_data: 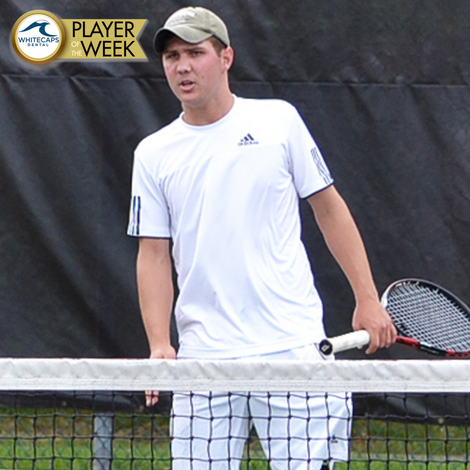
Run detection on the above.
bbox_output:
[0,358,469,470]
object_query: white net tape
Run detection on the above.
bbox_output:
[0,358,469,392]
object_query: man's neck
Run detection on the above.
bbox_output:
[182,93,235,126]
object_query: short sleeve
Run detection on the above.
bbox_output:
[127,149,171,238]
[286,106,334,199]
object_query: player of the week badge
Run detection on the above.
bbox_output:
[11,10,65,65]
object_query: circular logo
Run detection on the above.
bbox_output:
[11,10,65,64]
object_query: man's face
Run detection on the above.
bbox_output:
[162,36,232,111]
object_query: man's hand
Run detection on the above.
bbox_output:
[146,345,177,407]
[352,297,397,354]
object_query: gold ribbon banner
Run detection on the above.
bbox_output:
[58,19,147,60]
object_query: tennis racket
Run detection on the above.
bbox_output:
[319,278,470,357]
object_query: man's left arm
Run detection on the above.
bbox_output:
[307,185,397,354]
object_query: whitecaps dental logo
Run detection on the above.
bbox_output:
[11,10,65,64]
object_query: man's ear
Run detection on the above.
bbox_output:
[222,46,234,72]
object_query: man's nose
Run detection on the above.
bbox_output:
[176,56,191,73]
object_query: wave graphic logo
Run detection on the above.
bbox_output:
[11,10,65,64]
[19,20,59,37]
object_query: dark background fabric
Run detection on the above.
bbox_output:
[1,0,469,417]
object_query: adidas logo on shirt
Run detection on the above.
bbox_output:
[238,134,259,146]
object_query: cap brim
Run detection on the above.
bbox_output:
[154,25,212,53]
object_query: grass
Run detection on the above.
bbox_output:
[337,418,470,470]
[0,408,468,469]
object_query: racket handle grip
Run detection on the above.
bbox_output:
[319,330,371,355]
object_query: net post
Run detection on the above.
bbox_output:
[93,412,114,470]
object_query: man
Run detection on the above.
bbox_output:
[128,6,396,469]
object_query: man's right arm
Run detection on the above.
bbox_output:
[137,237,176,405]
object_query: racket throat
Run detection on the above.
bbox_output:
[396,337,446,356]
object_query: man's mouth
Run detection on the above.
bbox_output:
[180,80,195,91]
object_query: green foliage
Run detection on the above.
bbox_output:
[0,409,468,469]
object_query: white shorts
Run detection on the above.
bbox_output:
[171,344,352,470]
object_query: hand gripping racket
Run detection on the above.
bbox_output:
[319,279,470,357]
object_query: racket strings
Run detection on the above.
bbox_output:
[387,284,470,352]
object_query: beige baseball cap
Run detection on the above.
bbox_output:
[154,6,230,53]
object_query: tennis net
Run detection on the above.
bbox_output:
[0,358,469,469]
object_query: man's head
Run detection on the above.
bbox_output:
[154,7,230,54]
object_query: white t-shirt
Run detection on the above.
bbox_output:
[128,97,334,358]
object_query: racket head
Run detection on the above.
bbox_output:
[381,278,470,355]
